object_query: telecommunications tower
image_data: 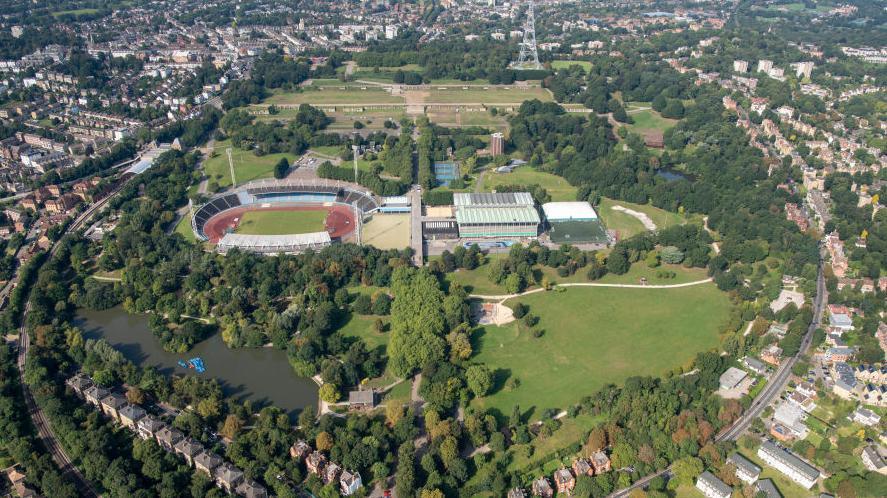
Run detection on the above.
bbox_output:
[511,0,541,70]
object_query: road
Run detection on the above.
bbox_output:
[609,261,825,497]
[14,175,133,498]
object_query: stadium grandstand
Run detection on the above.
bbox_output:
[452,192,540,239]
[217,232,331,255]
[191,178,381,253]
[379,196,411,213]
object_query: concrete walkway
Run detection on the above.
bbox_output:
[469,278,714,301]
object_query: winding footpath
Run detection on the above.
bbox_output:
[469,277,714,301]
[14,175,135,498]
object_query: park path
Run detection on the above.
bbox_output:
[469,278,713,301]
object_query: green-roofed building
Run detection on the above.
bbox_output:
[455,205,540,238]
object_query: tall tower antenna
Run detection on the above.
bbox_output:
[511,0,541,70]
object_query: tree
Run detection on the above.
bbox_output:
[318,383,341,403]
[606,247,630,275]
[671,456,703,485]
[661,99,685,119]
[316,431,334,452]
[660,246,685,264]
[126,386,145,404]
[466,365,493,397]
[220,414,243,439]
[273,157,289,179]
[586,427,607,453]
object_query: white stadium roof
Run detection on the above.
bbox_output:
[218,232,331,251]
[542,202,598,221]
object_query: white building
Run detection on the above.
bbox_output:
[719,367,748,390]
[758,441,820,489]
[385,26,399,39]
[758,59,773,73]
[733,60,748,73]
[851,407,881,426]
[795,61,815,79]
[695,471,732,498]
[727,453,761,484]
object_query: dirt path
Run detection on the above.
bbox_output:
[469,278,714,301]
[610,204,657,231]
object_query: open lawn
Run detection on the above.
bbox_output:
[422,86,552,104]
[264,87,404,106]
[483,166,577,201]
[174,214,196,242]
[202,140,296,188]
[337,312,390,351]
[444,257,710,295]
[598,197,686,238]
[235,210,327,235]
[362,214,411,250]
[426,110,509,130]
[625,108,677,135]
[551,60,593,71]
[471,283,731,416]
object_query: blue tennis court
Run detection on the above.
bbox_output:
[433,162,458,186]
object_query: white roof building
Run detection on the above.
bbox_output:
[541,202,598,222]
[719,367,748,390]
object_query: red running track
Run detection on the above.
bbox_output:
[202,204,356,243]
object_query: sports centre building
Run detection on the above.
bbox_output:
[453,192,541,238]
[191,178,381,254]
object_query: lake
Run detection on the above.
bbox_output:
[75,308,318,418]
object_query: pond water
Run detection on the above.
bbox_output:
[74,308,318,418]
[656,168,695,182]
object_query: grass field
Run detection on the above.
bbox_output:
[52,8,100,17]
[337,312,390,351]
[426,110,509,130]
[598,197,685,238]
[235,210,327,235]
[174,214,196,242]
[362,214,410,250]
[551,60,593,71]
[625,108,678,135]
[444,256,711,295]
[264,87,404,106]
[483,166,577,201]
[202,140,296,188]
[471,283,731,416]
[421,86,552,104]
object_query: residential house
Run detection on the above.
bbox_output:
[4,466,38,498]
[728,453,762,484]
[742,356,768,375]
[758,440,820,489]
[174,438,204,467]
[83,385,109,407]
[851,407,881,426]
[100,392,127,422]
[590,450,611,474]
[339,469,362,496]
[306,451,327,476]
[855,364,887,384]
[290,440,312,461]
[756,478,781,498]
[825,347,855,363]
[553,468,575,495]
[572,458,593,477]
[695,471,732,498]
[768,323,789,339]
[136,415,165,441]
[236,480,268,498]
[194,451,223,476]
[773,402,809,439]
[832,362,857,399]
[531,476,553,498]
[508,488,527,498]
[65,373,93,397]
[796,381,817,398]
[118,403,146,430]
[323,461,342,485]
[156,426,184,451]
[214,462,244,494]
[762,345,783,366]
[861,445,887,475]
